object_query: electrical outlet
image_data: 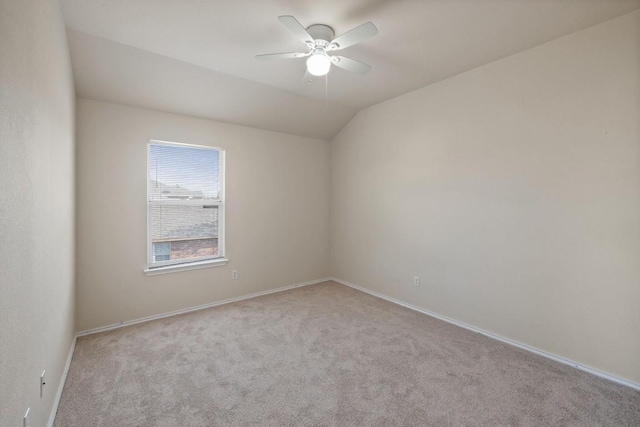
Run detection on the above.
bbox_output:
[413,276,420,287]
[40,370,46,398]
[23,408,30,427]
[231,269,238,280]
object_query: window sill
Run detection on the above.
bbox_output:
[144,258,229,276]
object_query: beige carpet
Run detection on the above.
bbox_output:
[54,281,640,426]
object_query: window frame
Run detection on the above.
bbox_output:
[145,139,226,274]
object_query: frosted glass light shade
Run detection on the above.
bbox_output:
[306,54,331,76]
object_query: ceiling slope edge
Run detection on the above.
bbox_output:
[67,29,358,141]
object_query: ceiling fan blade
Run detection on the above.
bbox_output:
[329,22,378,51]
[255,52,309,61]
[331,55,372,75]
[278,15,315,47]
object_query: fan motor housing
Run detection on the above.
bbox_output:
[306,24,334,44]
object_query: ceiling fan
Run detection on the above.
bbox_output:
[256,15,378,79]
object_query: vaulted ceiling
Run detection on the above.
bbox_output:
[60,0,640,140]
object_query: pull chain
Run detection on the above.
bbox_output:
[325,72,328,109]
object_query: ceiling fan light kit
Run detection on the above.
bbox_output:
[307,53,331,76]
[256,15,378,80]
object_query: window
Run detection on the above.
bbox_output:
[147,140,225,271]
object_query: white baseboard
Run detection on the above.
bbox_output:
[77,277,331,337]
[48,335,77,427]
[331,277,640,392]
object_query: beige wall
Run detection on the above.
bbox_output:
[75,99,330,331]
[0,0,76,425]
[330,11,640,384]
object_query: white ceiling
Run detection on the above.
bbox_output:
[60,0,640,140]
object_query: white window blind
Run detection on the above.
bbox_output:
[147,141,224,269]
